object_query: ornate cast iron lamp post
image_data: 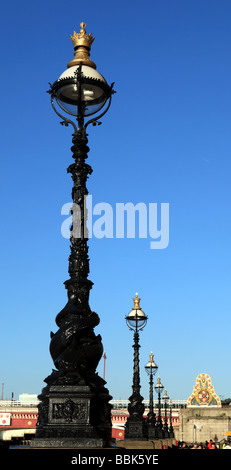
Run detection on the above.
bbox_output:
[125,293,148,440]
[169,398,174,437]
[154,376,164,438]
[145,352,158,439]
[163,389,169,437]
[32,22,115,448]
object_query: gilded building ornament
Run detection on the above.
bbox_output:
[187,373,221,407]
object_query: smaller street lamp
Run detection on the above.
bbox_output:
[162,389,169,437]
[125,293,148,440]
[145,352,158,438]
[154,377,164,437]
[169,399,174,437]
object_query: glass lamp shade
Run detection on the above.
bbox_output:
[125,308,148,331]
[52,65,111,117]
[163,390,169,401]
[145,353,158,376]
[154,377,164,394]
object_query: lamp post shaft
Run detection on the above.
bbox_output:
[65,131,92,292]
[146,371,157,439]
[164,400,168,434]
[149,373,154,416]
[132,331,142,395]
[50,130,101,374]
[156,390,163,437]
[157,392,162,425]
[147,373,156,426]
[169,401,174,437]
[125,330,146,440]
[33,129,112,448]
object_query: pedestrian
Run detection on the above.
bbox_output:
[180,441,188,449]
[191,443,198,449]
[207,439,213,449]
[223,441,231,449]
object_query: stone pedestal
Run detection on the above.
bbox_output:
[31,385,104,448]
[124,419,147,441]
[146,424,157,439]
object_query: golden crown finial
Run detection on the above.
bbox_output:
[149,351,154,363]
[67,22,96,69]
[133,293,141,310]
[70,22,95,49]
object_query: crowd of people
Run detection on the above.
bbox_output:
[175,439,231,449]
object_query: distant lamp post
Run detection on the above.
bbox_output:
[125,293,148,440]
[169,399,174,437]
[163,389,169,437]
[154,377,164,437]
[32,22,115,448]
[145,352,158,438]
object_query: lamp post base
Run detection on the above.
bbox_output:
[146,424,158,440]
[124,420,147,441]
[31,382,112,448]
[155,428,164,439]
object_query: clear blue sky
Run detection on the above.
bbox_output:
[0,0,230,403]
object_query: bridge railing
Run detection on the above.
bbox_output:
[110,399,187,409]
[0,398,187,409]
